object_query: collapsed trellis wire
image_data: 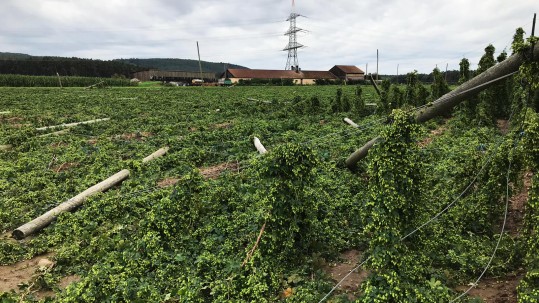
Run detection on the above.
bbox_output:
[319,74,526,303]
[316,134,507,303]
[450,76,531,302]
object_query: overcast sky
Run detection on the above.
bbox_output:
[1,0,537,74]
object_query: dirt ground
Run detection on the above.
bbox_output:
[157,162,240,188]
[497,119,510,135]
[323,250,368,300]
[213,122,233,129]
[455,273,522,303]
[506,171,533,237]
[454,171,532,302]
[0,252,80,299]
[418,123,447,148]
[199,162,239,179]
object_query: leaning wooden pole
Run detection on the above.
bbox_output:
[416,43,538,123]
[12,147,169,239]
[346,43,539,168]
[369,74,382,97]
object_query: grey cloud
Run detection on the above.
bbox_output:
[0,0,536,73]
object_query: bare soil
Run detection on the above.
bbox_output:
[157,177,180,188]
[418,124,447,148]
[497,119,510,135]
[506,171,533,236]
[0,253,80,299]
[213,122,233,129]
[0,116,23,124]
[51,162,79,173]
[0,116,32,128]
[199,162,239,180]
[156,162,240,187]
[50,141,69,148]
[454,171,532,301]
[0,252,54,293]
[323,250,368,300]
[455,273,522,303]
[115,131,153,141]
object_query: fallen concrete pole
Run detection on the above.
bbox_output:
[345,137,381,167]
[247,98,272,104]
[142,147,169,163]
[35,118,110,131]
[346,43,539,168]
[0,111,11,114]
[1,119,109,150]
[37,129,71,138]
[12,169,130,240]
[12,147,169,239]
[253,137,267,154]
[343,118,359,128]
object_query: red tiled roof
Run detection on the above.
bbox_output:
[227,69,337,79]
[301,70,337,79]
[332,65,365,74]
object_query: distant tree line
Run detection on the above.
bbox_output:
[0,57,141,78]
[0,54,248,78]
[115,58,247,74]
[379,69,462,85]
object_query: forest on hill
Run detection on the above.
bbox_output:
[0,53,247,78]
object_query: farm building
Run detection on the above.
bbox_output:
[329,65,365,81]
[132,70,217,82]
[222,65,364,85]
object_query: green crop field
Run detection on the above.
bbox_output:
[0,75,538,302]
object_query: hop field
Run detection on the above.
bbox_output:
[0,85,538,302]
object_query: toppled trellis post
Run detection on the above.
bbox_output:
[12,169,130,240]
[343,117,359,128]
[142,147,169,163]
[345,43,539,168]
[1,119,110,151]
[85,81,105,89]
[247,98,272,104]
[369,74,382,97]
[253,137,267,154]
[12,147,169,239]
[38,129,71,138]
[35,118,110,131]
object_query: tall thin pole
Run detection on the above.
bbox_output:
[532,13,536,37]
[56,72,62,88]
[366,63,368,75]
[197,41,203,81]
[376,49,379,81]
[445,63,449,82]
[396,64,399,84]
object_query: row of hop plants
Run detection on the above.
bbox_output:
[0,74,133,87]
